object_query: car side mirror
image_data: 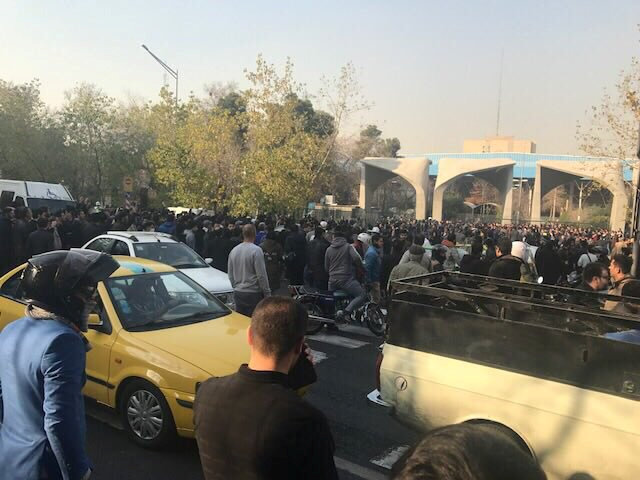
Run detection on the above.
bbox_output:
[205,258,213,265]
[87,313,103,328]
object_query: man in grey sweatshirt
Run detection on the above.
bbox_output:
[228,224,271,316]
[324,230,367,322]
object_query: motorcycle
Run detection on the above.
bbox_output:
[288,285,386,337]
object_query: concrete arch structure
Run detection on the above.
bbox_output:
[358,157,431,219]
[432,158,515,224]
[531,160,627,231]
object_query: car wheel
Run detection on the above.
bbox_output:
[120,379,176,449]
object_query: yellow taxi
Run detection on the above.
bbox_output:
[0,256,250,448]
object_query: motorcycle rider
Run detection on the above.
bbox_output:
[0,249,119,480]
[324,229,367,323]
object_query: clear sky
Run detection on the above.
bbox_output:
[2,0,639,155]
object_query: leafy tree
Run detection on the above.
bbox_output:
[0,79,70,182]
[146,87,245,210]
[60,84,116,201]
[232,56,327,214]
[577,55,640,163]
[354,124,401,158]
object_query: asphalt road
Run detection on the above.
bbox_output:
[85,323,420,480]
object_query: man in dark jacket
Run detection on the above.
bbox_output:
[535,240,563,285]
[26,217,54,258]
[488,237,523,281]
[57,208,82,249]
[460,241,487,275]
[0,207,14,274]
[284,224,306,285]
[325,229,367,322]
[11,207,32,266]
[307,227,330,290]
[578,262,609,293]
[194,297,338,480]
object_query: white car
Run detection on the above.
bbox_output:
[83,232,235,308]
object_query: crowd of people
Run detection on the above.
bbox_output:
[2,199,639,479]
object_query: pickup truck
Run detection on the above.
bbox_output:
[373,271,640,479]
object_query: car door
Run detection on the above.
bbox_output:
[83,283,120,404]
[0,267,29,330]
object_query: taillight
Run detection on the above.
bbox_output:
[375,347,384,391]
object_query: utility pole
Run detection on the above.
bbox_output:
[495,49,504,137]
[632,122,640,277]
[142,44,179,107]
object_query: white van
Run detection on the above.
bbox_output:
[0,179,76,212]
[376,271,640,480]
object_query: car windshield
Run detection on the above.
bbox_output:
[132,242,207,269]
[105,272,228,331]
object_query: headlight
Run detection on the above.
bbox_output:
[216,292,235,310]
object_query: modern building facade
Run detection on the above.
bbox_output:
[359,148,630,230]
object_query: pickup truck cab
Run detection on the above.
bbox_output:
[377,271,640,479]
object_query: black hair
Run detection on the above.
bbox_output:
[612,254,632,275]
[582,262,607,284]
[392,423,546,480]
[496,237,512,256]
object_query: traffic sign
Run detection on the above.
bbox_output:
[123,176,134,193]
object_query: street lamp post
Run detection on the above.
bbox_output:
[141,44,178,107]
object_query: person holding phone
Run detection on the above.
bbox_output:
[194,296,337,480]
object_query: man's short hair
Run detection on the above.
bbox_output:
[37,217,49,229]
[371,234,381,244]
[583,262,606,284]
[612,254,632,275]
[413,233,425,246]
[496,237,512,255]
[392,423,546,480]
[251,297,308,360]
[242,223,256,240]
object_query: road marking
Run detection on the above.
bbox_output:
[334,456,387,480]
[309,348,328,364]
[370,445,411,470]
[307,333,368,349]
